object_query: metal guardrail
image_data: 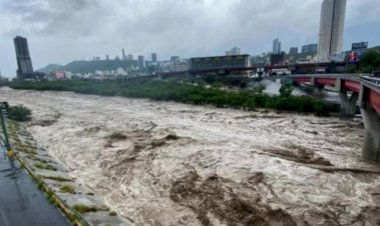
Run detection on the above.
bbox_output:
[361,76,380,87]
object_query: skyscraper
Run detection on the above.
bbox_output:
[272,39,281,54]
[318,0,347,62]
[289,47,298,55]
[138,55,145,70]
[127,54,134,61]
[151,53,157,62]
[13,36,34,76]
[122,49,126,60]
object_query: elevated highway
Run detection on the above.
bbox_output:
[289,74,380,163]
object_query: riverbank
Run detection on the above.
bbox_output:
[10,78,335,116]
[1,87,380,226]
[3,119,132,226]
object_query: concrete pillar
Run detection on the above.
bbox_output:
[361,107,380,162]
[339,91,359,118]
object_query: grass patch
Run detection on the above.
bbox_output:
[44,176,72,182]
[73,204,110,214]
[34,163,57,171]
[60,184,75,194]
[27,155,49,164]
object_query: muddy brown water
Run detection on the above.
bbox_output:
[1,87,380,226]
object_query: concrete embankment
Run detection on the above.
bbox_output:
[5,119,133,226]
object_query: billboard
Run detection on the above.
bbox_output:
[352,42,368,51]
[55,71,65,79]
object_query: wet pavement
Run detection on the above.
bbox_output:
[0,148,70,226]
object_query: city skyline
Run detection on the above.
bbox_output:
[0,0,380,77]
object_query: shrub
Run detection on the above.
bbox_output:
[73,204,110,214]
[60,184,75,194]
[279,84,293,98]
[10,78,334,116]
[7,105,32,122]
[314,101,330,116]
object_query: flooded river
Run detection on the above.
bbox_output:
[1,87,380,226]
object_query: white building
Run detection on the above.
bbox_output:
[318,0,347,62]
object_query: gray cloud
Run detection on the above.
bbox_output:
[0,0,379,76]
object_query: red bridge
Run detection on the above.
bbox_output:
[289,74,380,162]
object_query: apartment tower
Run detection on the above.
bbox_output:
[318,0,347,61]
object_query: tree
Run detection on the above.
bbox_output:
[279,84,293,98]
[359,50,380,73]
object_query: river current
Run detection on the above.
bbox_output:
[1,87,380,226]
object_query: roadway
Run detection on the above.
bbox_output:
[0,147,70,226]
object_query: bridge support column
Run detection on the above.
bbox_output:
[339,91,358,118]
[361,107,380,162]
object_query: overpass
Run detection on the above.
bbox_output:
[157,61,349,77]
[289,74,380,163]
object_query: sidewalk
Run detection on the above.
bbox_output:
[0,148,70,226]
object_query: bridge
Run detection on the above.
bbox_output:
[288,74,380,163]
[157,61,350,77]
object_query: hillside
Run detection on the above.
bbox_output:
[37,64,63,73]
[38,60,139,74]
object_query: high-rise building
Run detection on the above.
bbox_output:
[302,44,318,54]
[151,53,157,62]
[289,47,298,55]
[127,54,134,61]
[13,36,34,76]
[138,55,145,70]
[122,49,126,60]
[318,0,347,61]
[106,55,110,60]
[273,39,281,54]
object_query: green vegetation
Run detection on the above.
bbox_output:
[7,105,32,122]
[360,50,380,73]
[27,155,49,164]
[44,176,72,182]
[60,184,75,194]
[279,84,294,98]
[34,163,57,171]
[73,204,110,214]
[109,211,117,216]
[11,78,334,116]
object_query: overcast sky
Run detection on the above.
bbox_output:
[0,0,379,77]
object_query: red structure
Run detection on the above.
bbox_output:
[290,74,380,163]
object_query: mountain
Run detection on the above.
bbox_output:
[38,60,139,74]
[37,64,63,73]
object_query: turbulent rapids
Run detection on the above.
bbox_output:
[2,87,380,226]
